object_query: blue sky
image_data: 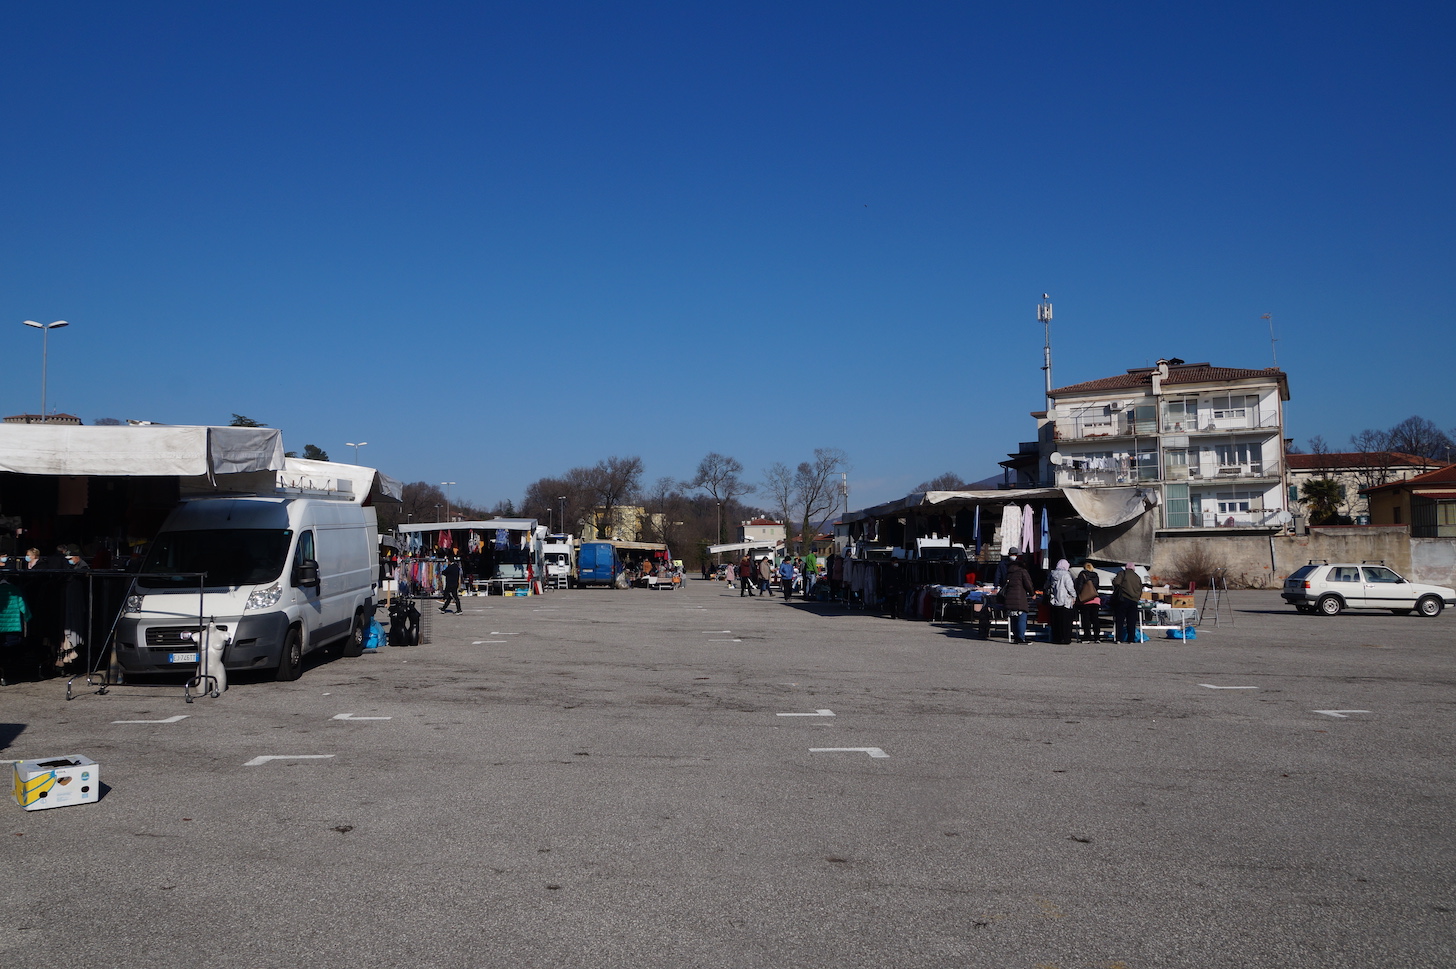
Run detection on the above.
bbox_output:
[3,2,1451,510]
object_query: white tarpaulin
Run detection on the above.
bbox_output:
[843,487,1157,529]
[708,540,783,554]
[0,424,285,477]
[277,457,404,504]
[1060,487,1161,528]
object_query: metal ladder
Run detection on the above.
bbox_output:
[1198,568,1235,627]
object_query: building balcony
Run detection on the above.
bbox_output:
[1164,462,1281,482]
[1160,413,1281,436]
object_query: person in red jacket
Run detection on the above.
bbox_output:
[737,556,755,597]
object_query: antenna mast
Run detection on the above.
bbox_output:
[1262,313,1278,367]
[1038,294,1053,409]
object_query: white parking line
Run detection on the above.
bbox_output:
[1313,710,1371,718]
[331,714,391,721]
[777,710,835,717]
[707,639,741,643]
[1200,684,1258,690]
[810,747,888,758]
[702,630,732,634]
[112,715,190,724]
[243,754,336,767]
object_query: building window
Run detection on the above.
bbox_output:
[1209,394,1257,421]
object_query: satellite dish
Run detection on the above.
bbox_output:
[1048,452,1064,466]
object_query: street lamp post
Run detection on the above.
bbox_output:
[441,482,456,522]
[435,503,441,522]
[345,441,368,462]
[558,496,566,538]
[22,320,69,421]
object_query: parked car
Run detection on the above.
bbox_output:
[1281,562,1455,617]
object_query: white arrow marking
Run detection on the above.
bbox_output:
[810,747,888,758]
[778,709,835,717]
[112,715,190,724]
[243,754,336,767]
[1313,710,1370,719]
[1199,684,1258,690]
[331,714,392,721]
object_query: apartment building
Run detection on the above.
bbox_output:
[1014,359,1291,529]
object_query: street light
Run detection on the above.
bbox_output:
[22,320,69,421]
[558,496,566,537]
[345,441,368,462]
[441,482,456,522]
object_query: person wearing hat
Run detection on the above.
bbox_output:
[63,546,90,572]
[1111,563,1145,642]
[1000,550,1035,644]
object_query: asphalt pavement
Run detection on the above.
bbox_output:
[2,580,1453,968]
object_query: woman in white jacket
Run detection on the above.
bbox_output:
[1045,559,1077,645]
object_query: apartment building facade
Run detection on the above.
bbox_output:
[1020,359,1291,529]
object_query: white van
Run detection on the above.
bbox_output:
[116,495,378,680]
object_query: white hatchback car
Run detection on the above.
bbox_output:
[1282,562,1456,617]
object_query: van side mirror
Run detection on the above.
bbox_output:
[296,559,320,588]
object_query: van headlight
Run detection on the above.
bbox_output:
[246,583,283,611]
[125,594,144,614]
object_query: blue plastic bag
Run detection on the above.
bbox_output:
[1166,626,1197,640]
[364,617,385,651]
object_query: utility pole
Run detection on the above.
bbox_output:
[1262,313,1278,368]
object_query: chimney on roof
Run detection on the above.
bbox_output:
[1151,359,1171,395]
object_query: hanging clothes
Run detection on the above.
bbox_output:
[1021,505,1035,555]
[972,505,982,558]
[1039,506,1050,569]
[1000,504,1021,555]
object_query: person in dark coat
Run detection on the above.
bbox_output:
[440,556,463,614]
[1001,553,1035,644]
[1111,563,1144,642]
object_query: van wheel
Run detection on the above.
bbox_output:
[1317,595,1343,616]
[342,608,367,657]
[1417,596,1444,617]
[276,627,303,681]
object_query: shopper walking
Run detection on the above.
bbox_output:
[1074,562,1102,642]
[757,555,773,595]
[778,557,795,600]
[1001,552,1035,643]
[1111,563,1144,642]
[1045,558,1076,645]
[440,556,463,613]
[738,556,755,596]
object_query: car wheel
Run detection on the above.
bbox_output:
[1417,596,1444,617]
[275,626,303,681]
[1317,595,1343,616]
[342,608,367,657]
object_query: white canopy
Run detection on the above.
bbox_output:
[0,424,284,478]
[398,518,538,533]
[709,540,784,554]
[843,486,1157,529]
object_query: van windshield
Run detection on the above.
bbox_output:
[139,529,293,589]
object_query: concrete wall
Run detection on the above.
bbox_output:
[1151,526,1424,589]
[1410,538,1456,587]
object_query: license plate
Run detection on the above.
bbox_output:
[168,652,200,664]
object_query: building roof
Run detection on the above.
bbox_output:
[3,413,82,424]
[1051,361,1288,399]
[743,518,782,526]
[1363,463,1456,495]
[1287,451,1447,472]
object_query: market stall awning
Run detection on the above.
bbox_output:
[708,540,784,554]
[276,457,403,504]
[397,518,538,533]
[0,424,285,477]
[840,487,1157,529]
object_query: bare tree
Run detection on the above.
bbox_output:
[914,471,968,492]
[763,449,850,555]
[639,476,689,549]
[1348,427,1396,492]
[588,455,644,539]
[1386,416,1454,461]
[685,452,757,545]
[397,482,447,525]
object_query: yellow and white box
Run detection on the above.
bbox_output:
[13,755,100,811]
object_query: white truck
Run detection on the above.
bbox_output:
[542,533,575,588]
[116,486,379,681]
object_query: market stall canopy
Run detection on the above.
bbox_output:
[397,518,539,533]
[0,423,285,478]
[708,540,784,554]
[841,487,1157,528]
[276,457,403,505]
